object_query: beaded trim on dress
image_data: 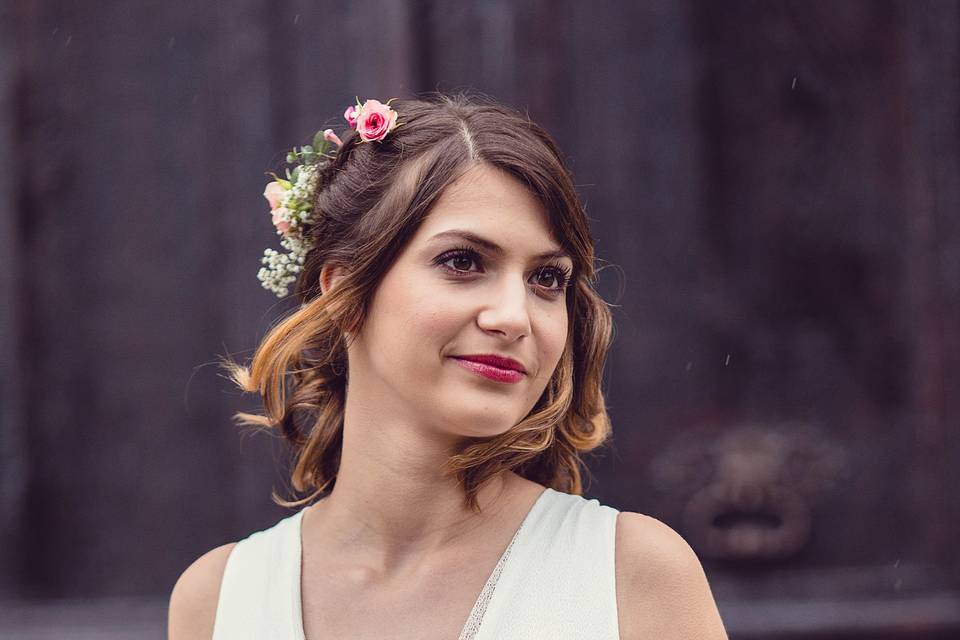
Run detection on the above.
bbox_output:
[456,518,527,640]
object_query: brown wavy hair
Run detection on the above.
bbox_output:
[222,91,614,513]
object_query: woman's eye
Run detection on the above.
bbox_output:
[444,253,479,273]
[533,266,572,294]
[534,269,563,290]
[435,248,570,295]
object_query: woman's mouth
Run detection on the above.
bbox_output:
[449,357,525,384]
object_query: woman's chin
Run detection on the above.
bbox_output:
[439,413,517,439]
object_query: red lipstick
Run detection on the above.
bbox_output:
[450,354,527,384]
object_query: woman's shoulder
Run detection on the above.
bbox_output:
[167,510,305,638]
[167,542,238,640]
[614,511,728,639]
[615,511,697,569]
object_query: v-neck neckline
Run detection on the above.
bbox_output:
[292,487,553,640]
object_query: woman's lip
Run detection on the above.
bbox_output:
[450,357,525,384]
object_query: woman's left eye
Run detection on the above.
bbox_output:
[434,247,572,294]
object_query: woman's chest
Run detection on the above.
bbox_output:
[299,553,498,640]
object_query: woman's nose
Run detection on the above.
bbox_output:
[476,275,532,340]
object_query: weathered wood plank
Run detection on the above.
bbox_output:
[898,0,960,567]
[0,0,27,598]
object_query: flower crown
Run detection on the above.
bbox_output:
[256,98,401,297]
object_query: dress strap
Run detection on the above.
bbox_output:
[212,509,306,640]
[473,491,621,639]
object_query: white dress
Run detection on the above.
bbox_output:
[212,487,622,639]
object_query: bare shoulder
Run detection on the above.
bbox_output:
[167,542,238,640]
[615,512,728,640]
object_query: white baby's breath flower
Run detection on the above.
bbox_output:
[257,159,324,297]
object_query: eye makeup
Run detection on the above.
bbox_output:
[432,244,573,296]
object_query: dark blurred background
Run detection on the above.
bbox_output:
[2,0,959,638]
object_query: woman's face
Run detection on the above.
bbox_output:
[346,162,572,439]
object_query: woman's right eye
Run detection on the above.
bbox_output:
[434,247,483,275]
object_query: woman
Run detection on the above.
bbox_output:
[168,92,728,639]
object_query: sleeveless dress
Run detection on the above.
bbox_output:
[212,487,621,639]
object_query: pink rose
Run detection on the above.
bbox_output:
[271,206,291,234]
[263,181,286,210]
[355,99,398,143]
[344,105,357,129]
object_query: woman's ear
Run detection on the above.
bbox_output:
[320,263,357,341]
[319,262,347,295]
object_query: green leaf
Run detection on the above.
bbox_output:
[291,166,301,182]
[313,136,332,156]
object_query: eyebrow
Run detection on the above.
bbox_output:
[427,229,572,262]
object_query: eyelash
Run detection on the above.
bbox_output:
[433,245,573,296]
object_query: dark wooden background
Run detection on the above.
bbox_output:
[2,1,958,637]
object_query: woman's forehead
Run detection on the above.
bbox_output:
[416,165,563,250]
[432,163,536,210]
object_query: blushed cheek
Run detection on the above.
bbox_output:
[379,269,461,369]
[409,304,467,379]
[361,269,420,374]
[539,313,568,381]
